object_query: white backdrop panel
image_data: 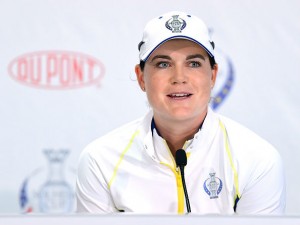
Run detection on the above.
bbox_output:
[0,0,299,214]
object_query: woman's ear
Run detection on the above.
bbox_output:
[135,64,146,91]
[211,63,218,88]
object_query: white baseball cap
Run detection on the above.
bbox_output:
[138,11,215,62]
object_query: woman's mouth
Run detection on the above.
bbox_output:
[167,93,193,99]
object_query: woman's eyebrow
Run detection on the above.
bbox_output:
[150,55,172,62]
[186,54,206,61]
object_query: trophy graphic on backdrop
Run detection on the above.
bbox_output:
[19,149,75,213]
[39,149,73,213]
[210,48,235,110]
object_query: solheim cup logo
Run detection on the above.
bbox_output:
[19,149,75,213]
[165,15,186,33]
[211,48,235,110]
[203,172,223,199]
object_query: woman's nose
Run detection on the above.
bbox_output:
[171,66,187,84]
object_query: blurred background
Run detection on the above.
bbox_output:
[0,0,299,214]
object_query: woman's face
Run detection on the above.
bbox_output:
[135,39,218,125]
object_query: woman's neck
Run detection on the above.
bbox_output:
[153,114,206,156]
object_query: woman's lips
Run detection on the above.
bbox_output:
[167,92,193,99]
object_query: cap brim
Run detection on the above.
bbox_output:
[141,35,214,62]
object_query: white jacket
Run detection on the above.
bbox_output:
[76,108,285,214]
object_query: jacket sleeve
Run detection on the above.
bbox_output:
[235,149,286,214]
[76,150,117,213]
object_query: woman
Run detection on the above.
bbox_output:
[76,11,285,214]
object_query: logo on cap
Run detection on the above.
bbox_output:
[165,15,186,33]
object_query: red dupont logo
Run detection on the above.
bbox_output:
[8,51,105,89]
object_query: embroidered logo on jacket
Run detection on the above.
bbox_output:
[203,172,223,199]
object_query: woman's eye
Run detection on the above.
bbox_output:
[189,61,201,67]
[156,62,170,68]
